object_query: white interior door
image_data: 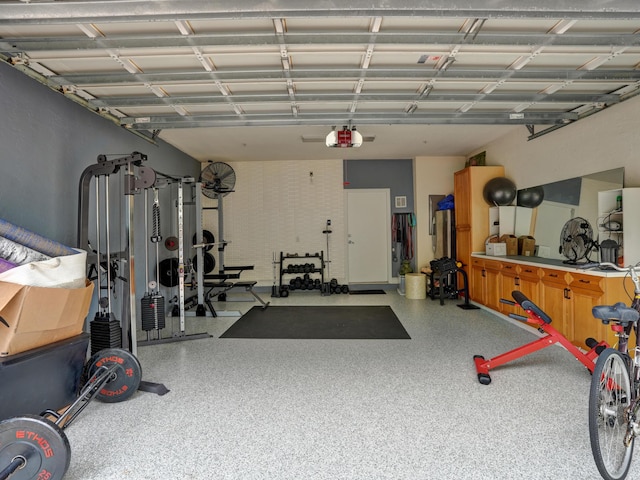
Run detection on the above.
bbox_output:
[346,189,391,283]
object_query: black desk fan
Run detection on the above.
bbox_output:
[559,217,597,264]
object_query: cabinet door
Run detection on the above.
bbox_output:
[539,268,570,338]
[500,266,518,315]
[470,258,486,304]
[568,273,607,349]
[453,168,470,227]
[517,265,541,307]
[484,260,502,311]
[456,227,473,293]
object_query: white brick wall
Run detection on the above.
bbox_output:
[201,160,346,286]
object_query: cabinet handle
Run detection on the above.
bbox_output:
[524,269,533,273]
[549,273,558,278]
[515,277,520,286]
[482,269,486,278]
[504,265,513,270]
[564,288,571,300]
[579,279,591,284]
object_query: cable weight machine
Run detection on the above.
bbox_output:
[77,152,168,395]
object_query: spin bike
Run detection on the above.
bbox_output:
[588,262,640,480]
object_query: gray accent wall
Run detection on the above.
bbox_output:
[343,159,415,275]
[0,61,201,333]
[0,61,200,248]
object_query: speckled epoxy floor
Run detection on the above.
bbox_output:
[61,290,636,479]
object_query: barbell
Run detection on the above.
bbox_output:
[0,348,142,480]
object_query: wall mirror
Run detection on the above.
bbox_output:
[522,168,624,260]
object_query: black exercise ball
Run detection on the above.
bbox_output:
[483,177,517,206]
[517,186,545,208]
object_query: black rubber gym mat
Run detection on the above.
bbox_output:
[220,305,410,339]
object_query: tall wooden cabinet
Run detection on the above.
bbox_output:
[454,166,505,300]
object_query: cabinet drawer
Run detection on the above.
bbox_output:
[540,268,568,286]
[569,272,604,295]
[470,257,484,269]
[484,259,503,271]
[517,265,540,280]
[501,262,517,275]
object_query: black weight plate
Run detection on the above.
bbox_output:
[86,348,142,403]
[192,252,216,274]
[0,415,71,480]
[192,230,215,251]
[158,258,179,287]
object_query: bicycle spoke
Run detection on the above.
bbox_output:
[589,349,634,480]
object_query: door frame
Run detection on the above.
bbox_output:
[345,188,392,284]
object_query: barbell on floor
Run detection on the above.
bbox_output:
[0,348,142,480]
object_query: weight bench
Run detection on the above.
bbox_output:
[473,290,607,385]
[202,266,269,316]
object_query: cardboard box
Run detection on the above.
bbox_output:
[518,235,536,257]
[0,280,93,357]
[486,243,507,256]
[499,234,518,256]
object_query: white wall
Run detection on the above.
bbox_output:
[480,95,640,189]
[414,156,466,270]
[202,160,346,287]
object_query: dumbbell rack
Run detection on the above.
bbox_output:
[279,251,325,294]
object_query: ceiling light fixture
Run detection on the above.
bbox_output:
[326,125,363,148]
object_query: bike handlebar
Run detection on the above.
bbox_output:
[598,262,640,292]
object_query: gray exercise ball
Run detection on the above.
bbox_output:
[483,177,517,206]
[517,186,545,208]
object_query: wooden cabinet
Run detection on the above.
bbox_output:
[470,257,502,310]
[470,257,486,304]
[499,262,540,316]
[453,165,505,298]
[517,265,540,303]
[499,262,519,315]
[473,255,632,350]
[567,273,607,350]
[484,260,502,311]
[539,267,571,338]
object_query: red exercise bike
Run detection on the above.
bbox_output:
[473,290,608,385]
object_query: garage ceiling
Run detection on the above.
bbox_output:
[2,0,640,163]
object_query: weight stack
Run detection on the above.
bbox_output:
[141,294,166,331]
[90,316,122,356]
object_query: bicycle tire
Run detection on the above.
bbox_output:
[589,348,635,480]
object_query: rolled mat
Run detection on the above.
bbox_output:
[0,235,51,265]
[0,257,16,273]
[0,218,77,257]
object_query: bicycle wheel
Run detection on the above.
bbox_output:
[589,348,635,480]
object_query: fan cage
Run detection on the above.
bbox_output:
[199,162,236,198]
[559,217,595,264]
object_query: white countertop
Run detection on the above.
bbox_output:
[470,253,627,277]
